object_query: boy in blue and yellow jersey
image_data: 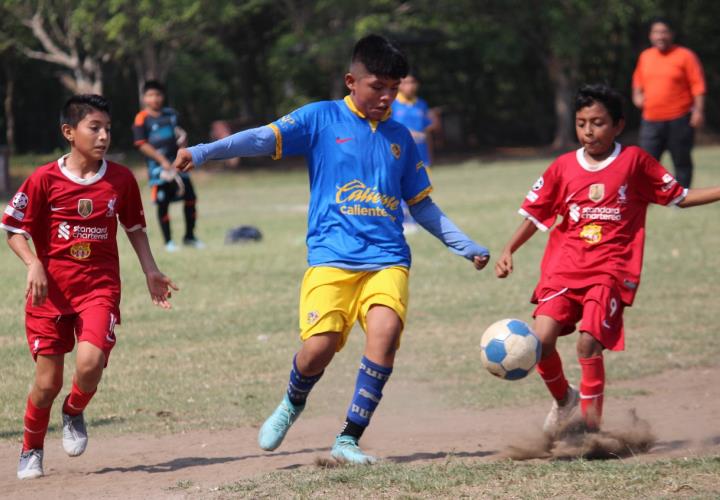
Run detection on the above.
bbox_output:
[173,35,489,465]
[392,72,438,168]
[133,80,203,252]
[392,72,439,232]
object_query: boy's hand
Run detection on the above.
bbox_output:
[146,270,179,309]
[495,250,514,278]
[173,148,195,173]
[473,255,490,270]
[26,260,48,306]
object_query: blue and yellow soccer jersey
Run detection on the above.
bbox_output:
[269,96,432,268]
[391,94,433,166]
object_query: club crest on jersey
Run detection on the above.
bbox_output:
[106,197,117,217]
[12,192,28,209]
[618,184,628,203]
[588,184,605,202]
[580,223,602,245]
[78,199,93,218]
[390,143,401,159]
[307,310,319,325]
[70,242,91,260]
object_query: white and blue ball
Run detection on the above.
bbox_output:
[480,319,541,380]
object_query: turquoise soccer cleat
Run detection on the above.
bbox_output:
[331,435,377,465]
[258,394,304,451]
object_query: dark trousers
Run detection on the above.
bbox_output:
[154,176,197,243]
[639,113,695,188]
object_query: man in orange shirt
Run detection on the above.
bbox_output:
[632,17,706,188]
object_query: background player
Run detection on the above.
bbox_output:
[391,72,440,233]
[632,17,706,188]
[173,34,490,464]
[494,84,720,435]
[133,80,204,251]
[2,94,177,479]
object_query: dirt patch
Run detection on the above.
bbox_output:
[506,409,657,460]
[1,366,718,499]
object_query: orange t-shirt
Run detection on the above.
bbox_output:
[632,45,706,121]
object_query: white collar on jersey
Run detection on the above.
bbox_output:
[576,142,621,172]
[58,154,107,185]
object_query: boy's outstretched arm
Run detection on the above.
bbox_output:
[173,126,276,173]
[495,219,538,278]
[408,197,489,270]
[676,186,720,208]
[6,232,47,306]
[125,229,179,309]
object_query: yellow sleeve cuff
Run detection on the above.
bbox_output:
[267,123,282,160]
[406,186,433,206]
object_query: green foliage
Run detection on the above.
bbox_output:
[2,0,720,151]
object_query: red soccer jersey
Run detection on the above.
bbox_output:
[519,144,686,306]
[1,156,146,317]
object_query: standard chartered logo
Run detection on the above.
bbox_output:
[58,221,70,240]
[57,222,109,240]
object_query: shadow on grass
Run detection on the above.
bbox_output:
[703,435,720,446]
[650,439,691,453]
[92,446,330,475]
[387,450,496,463]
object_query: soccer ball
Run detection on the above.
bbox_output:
[480,319,541,380]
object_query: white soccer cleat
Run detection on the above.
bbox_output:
[62,412,88,457]
[17,449,44,480]
[543,385,580,437]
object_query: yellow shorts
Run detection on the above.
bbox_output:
[298,266,409,351]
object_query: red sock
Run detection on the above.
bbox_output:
[536,349,569,401]
[62,382,96,416]
[23,397,52,451]
[579,355,605,431]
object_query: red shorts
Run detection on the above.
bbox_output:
[532,284,625,351]
[25,304,119,365]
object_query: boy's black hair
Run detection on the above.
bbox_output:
[60,94,111,128]
[575,84,624,124]
[351,34,408,80]
[405,67,421,81]
[649,16,673,32]
[143,79,166,94]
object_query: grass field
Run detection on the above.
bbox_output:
[1,147,719,496]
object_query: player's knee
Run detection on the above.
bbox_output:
[75,350,105,382]
[576,332,603,358]
[533,317,561,355]
[33,378,62,404]
[535,331,558,358]
[298,333,339,374]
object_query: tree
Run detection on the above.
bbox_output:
[102,0,240,101]
[3,0,118,94]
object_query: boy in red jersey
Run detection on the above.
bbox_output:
[495,84,720,436]
[2,94,177,479]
